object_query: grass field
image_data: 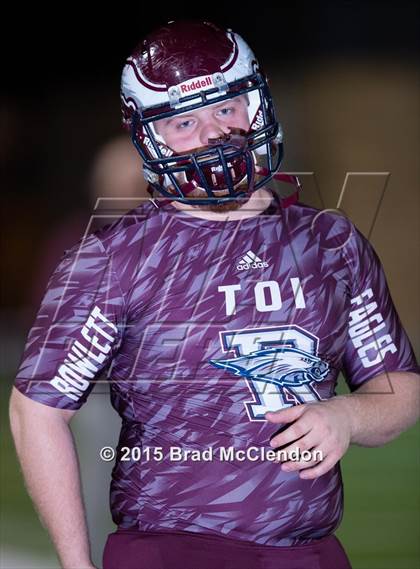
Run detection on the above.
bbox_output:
[2,378,419,569]
[337,423,420,569]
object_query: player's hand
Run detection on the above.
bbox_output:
[265,397,353,480]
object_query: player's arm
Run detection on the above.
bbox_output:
[11,233,124,567]
[9,387,97,569]
[332,369,419,446]
[266,223,419,479]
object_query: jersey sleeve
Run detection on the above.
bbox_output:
[341,225,419,390]
[14,233,125,410]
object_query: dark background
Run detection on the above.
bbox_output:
[3,1,419,309]
[6,1,420,85]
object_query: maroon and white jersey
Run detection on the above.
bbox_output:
[14,192,419,546]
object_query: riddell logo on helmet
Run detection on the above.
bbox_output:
[143,135,173,158]
[251,110,264,131]
[179,75,214,94]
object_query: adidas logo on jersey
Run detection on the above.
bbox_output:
[237,250,269,271]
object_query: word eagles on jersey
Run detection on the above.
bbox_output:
[15,193,418,546]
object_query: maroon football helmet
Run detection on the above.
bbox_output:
[121,21,283,205]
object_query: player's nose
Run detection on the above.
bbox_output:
[199,120,231,147]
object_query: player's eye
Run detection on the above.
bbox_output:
[217,107,234,117]
[175,118,195,130]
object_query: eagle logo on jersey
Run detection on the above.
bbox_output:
[209,346,330,420]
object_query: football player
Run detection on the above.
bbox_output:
[10,20,419,569]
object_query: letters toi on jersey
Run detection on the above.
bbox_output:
[50,306,117,401]
[218,277,306,316]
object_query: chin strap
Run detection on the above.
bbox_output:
[147,171,301,210]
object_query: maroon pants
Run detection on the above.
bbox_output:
[103,529,352,569]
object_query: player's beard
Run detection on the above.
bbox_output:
[183,184,251,213]
[161,129,256,212]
